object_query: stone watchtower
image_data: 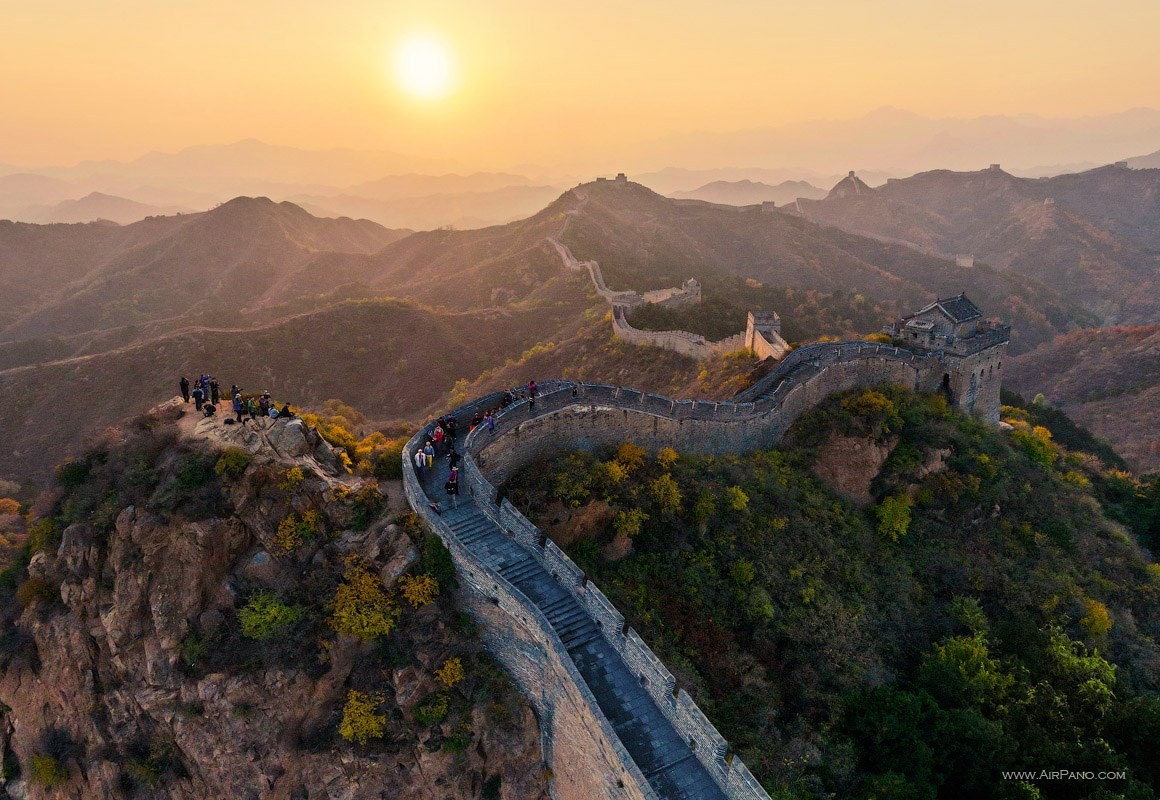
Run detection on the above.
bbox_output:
[886,293,1009,424]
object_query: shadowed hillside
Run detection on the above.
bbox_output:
[0,198,408,343]
[0,295,594,484]
[1008,325,1160,471]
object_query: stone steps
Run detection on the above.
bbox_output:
[423,444,727,800]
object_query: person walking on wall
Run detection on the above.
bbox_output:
[180,376,190,403]
[445,472,459,508]
[423,441,435,471]
[433,423,444,456]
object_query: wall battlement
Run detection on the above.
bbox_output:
[403,334,1006,800]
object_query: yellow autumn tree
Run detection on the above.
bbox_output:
[435,657,465,688]
[399,574,440,608]
[330,559,400,641]
[339,690,386,744]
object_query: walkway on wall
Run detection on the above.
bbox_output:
[419,439,726,800]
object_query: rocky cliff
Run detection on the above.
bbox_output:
[0,403,547,799]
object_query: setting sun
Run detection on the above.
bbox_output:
[393,35,453,100]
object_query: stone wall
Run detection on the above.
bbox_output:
[403,339,1005,800]
[402,419,658,800]
[611,306,747,360]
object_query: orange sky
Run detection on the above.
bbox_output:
[2,0,1158,169]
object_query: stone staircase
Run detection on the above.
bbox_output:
[440,502,727,800]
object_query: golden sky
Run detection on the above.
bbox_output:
[2,0,1158,169]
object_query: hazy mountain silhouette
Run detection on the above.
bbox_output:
[18,192,192,225]
[627,107,1160,175]
[670,179,826,206]
[35,139,456,194]
[795,164,1160,323]
[0,198,407,343]
[291,184,563,230]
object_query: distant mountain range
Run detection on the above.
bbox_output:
[12,192,192,225]
[793,163,1160,324]
[2,163,1157,483]
[3,107,1159,229]
[669,179,827,206]
[625,106,1160,175]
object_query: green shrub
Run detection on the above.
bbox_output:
[349,483,385,530]
[648,473,682,513]
[414,693,450,725]
[724,485,749,512]
[28,753,67,788]
[613,508,648,538]
[274,510,320,552]
[371,441,406,479]
[27,518,60,554]
[175,453,215,490]
[876,494,913,542]
[16,577,53,607]
[54,458,91,489]
[213,448,253,479]
[278,466,305,492]
[179,633,210,670]
[238,592,301,640]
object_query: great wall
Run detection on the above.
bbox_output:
[548,181,791,362]
[401,297,1009,799]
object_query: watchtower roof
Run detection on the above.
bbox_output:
[916,293,982,324]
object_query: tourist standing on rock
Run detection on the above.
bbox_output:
[233,393,246,425]
[180,376,190,403]
[209,378,220,405]
[246,396,258,421]
[191,383,205,412]
[259,391,271,417]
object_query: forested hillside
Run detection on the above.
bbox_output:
[508,387,1160,799]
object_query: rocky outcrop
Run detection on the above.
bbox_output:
[0,408,547,799]
[810,434,898,506]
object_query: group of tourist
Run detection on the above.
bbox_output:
[179,376,294,425]
[422,381,550,515]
